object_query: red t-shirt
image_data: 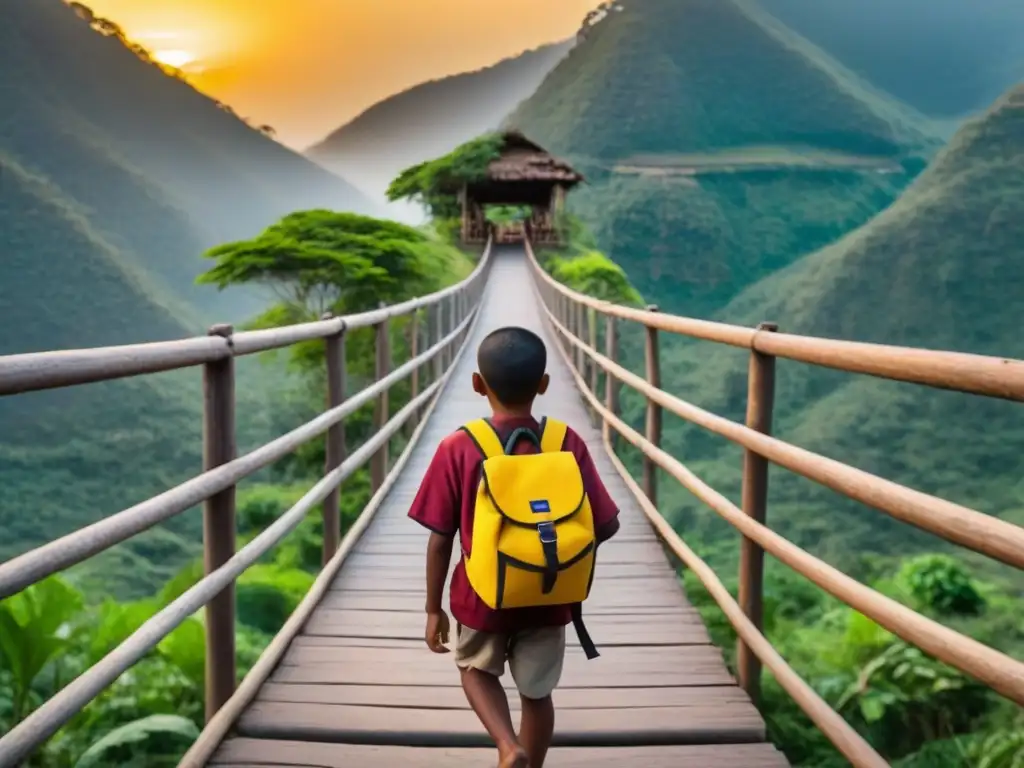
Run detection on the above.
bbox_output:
[408,415,620,633]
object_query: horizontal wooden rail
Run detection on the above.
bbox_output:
[526,242,1024,402]
[0,308,477,601]
[543,305,1024,703]
[177,283,486,767]
[0,244,490,397]
[560,323,1024,570]
[0,380,442,766]
[0,238,494,767]
[536,289,886,768]
[525,237,1024,765]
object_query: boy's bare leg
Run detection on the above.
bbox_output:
[519,693,555,767]
[460,668,528,767]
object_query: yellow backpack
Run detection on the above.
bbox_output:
[461,417,600,658]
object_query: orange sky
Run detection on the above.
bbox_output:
[85,0,600,149]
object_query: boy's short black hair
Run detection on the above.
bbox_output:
[477,326,547,405]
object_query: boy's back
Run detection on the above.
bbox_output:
[409,414,620,634]
[408,325,620,768]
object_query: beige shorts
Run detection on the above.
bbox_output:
[454,623,566,700]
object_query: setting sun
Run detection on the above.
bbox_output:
[151,48,198,69]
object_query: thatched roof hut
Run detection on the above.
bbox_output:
[485,131,584,185]
[461,131,583,245]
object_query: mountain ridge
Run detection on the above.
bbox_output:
[506,0,941,319]
[0,0,373,592]
[657,83,1024,573]
[307,39,574,218]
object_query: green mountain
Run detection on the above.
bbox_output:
[506,0,942,316]
[0,0,373,593]
[756,0,1024,121]
[656,84,1024,579]
[307,40,573,221]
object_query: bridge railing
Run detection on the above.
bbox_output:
[0,239,494,767]
[525,239,1024,768]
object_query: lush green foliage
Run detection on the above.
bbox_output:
[386,133,504,218]
[683,557,1024,766]
[645,85,1024,573]
[580,85,1024,764]
[200,210,461,321]
[1,199,476,763]
[0,566,279,766]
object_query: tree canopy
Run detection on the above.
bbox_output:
[386,133,504,219]
[549,250,643,306]
[198,210,453,318]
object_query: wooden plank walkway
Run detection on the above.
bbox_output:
[210,245,788,766]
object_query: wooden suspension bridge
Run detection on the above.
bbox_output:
[1,239,1023,767]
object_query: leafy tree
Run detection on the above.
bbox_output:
[548,250,644,306]
[836,640,990,757]
[387,133,504,219]
[199,210,449,319]
[198,209,467,479]
[0,576,83,725]
[73,714,199,768]
[896,554,986,617]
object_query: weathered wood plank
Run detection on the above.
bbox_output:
[301,609,711,645]
[316,590,690,612]
[211,738,791,767]
[235,702,766,746]
[255,682,753,710]
[204,248,779,766]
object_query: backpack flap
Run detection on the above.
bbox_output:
[480,452,594,573]
[480,451,585,527]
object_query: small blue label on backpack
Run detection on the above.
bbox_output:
[529,499,551,514]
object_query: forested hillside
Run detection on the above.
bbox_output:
[756,0,1024,120]
[506,0,941,318]
[0,0,375,593]
[650,83,1024,576]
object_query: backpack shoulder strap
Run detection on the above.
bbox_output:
[461,419,504,459]
[539,417,568,453]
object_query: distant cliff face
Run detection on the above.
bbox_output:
[306,40,574,221]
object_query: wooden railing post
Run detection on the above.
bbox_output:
[604,314,619,449]
[321,314,346,565]
[443,294,454,369]
[408,309,421,433]
[563,296,575,357]
[588,308,599,396]
[643,306,662,506]
[432,301,444,384]
[202,323,236,722]
[737,321,778,705]
[574,301,586,375]
[371,306,391,493]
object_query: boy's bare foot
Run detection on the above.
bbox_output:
[498,743,529,768]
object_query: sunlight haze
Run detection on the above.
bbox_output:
[84,0,601,148]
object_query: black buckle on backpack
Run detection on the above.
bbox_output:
[537,521,558,594]
[537,521,556,544]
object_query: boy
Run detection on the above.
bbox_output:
[408,326,621,768]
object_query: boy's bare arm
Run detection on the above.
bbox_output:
[425,532,454,613]
[424,532,454,653]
